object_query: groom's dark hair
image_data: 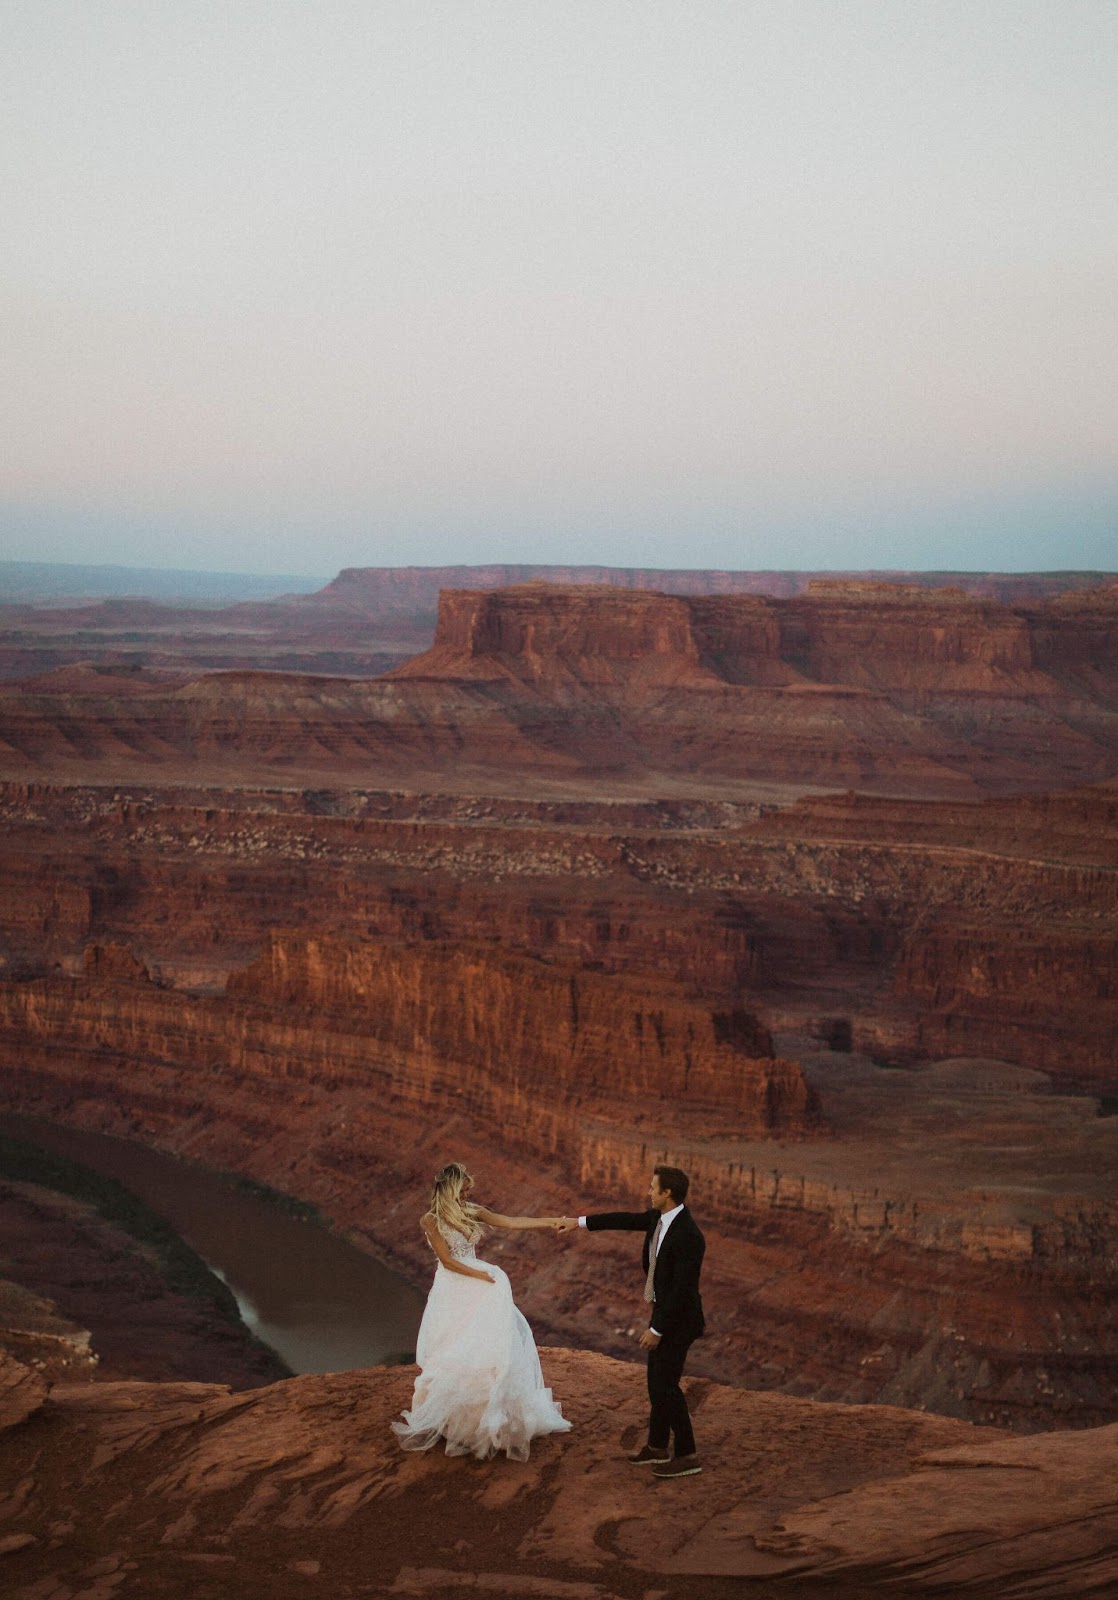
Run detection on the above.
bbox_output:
[654,1165,689,1203]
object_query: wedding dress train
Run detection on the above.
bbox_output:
[392,1219,570,1462]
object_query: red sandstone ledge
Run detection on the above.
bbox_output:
[1,1346,1113,1598]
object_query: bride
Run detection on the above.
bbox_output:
[392,1162,571,1462]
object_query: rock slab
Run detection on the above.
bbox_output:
[0,1347,1113,1599]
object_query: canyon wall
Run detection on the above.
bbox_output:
[1,780,1114,1090]
[2,582,1117,796]
[400,580,1116,698]
[0,933,807,1148]
[226,934,809,1133]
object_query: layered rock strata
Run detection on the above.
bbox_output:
[4,564,1112,684]
[1,582,1116,795]
[0,936,810,1143]
[1,779,1113,1090]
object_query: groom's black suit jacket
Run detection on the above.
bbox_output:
[586,1206,705,1340]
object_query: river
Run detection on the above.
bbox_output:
[0,1115,425,1375]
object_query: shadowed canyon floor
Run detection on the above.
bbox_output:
[1,1346,1115,1600]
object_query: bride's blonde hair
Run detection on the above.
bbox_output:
[429,1161,481,1238]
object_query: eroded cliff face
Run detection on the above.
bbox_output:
[0,932,808,1145]
[7,564,1109,685]
[778,581,1042,689]
[398,580,1115,699]
[1,779,1114,1090]
[2,582,1116,795]
[893,921,1118,1085]
[413,585,717,690]
[1028,582,1118,691]
[229,934,807,1132]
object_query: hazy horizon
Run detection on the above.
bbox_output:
[3,554,1113,597]
[4,2,1116,576]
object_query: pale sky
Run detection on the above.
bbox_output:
[3,1,1116,576]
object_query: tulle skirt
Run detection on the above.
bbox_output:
[392,1258,570,1462]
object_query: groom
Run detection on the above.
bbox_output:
[560,1165,705,1478]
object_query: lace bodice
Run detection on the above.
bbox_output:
[428,1215,482,1262]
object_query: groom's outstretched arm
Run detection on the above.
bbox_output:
[584,1209,656,1232]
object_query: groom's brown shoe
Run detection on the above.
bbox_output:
[653,1455,702,1478]
[628,1444,671,1465]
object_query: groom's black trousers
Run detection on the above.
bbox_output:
[647,1329,697,1457]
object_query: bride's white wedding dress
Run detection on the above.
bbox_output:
[392,1217,570,1462]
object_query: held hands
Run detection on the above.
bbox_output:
[554,1216,578,1233]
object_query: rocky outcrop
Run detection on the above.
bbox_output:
[746,785,1118,1084]
[1028,581,1118,692]
[394,584,1118,801]
[0,1348,48,1429]
[779,581,1043,689]
[0,1346,1113,1598]
[403,584,723,692]
[82,943,151,984]
[893,920,1118,1087]
[395,581,1074,698]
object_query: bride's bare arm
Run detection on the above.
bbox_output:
[472,1205,562,1231]
[421,1214,494,1282]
